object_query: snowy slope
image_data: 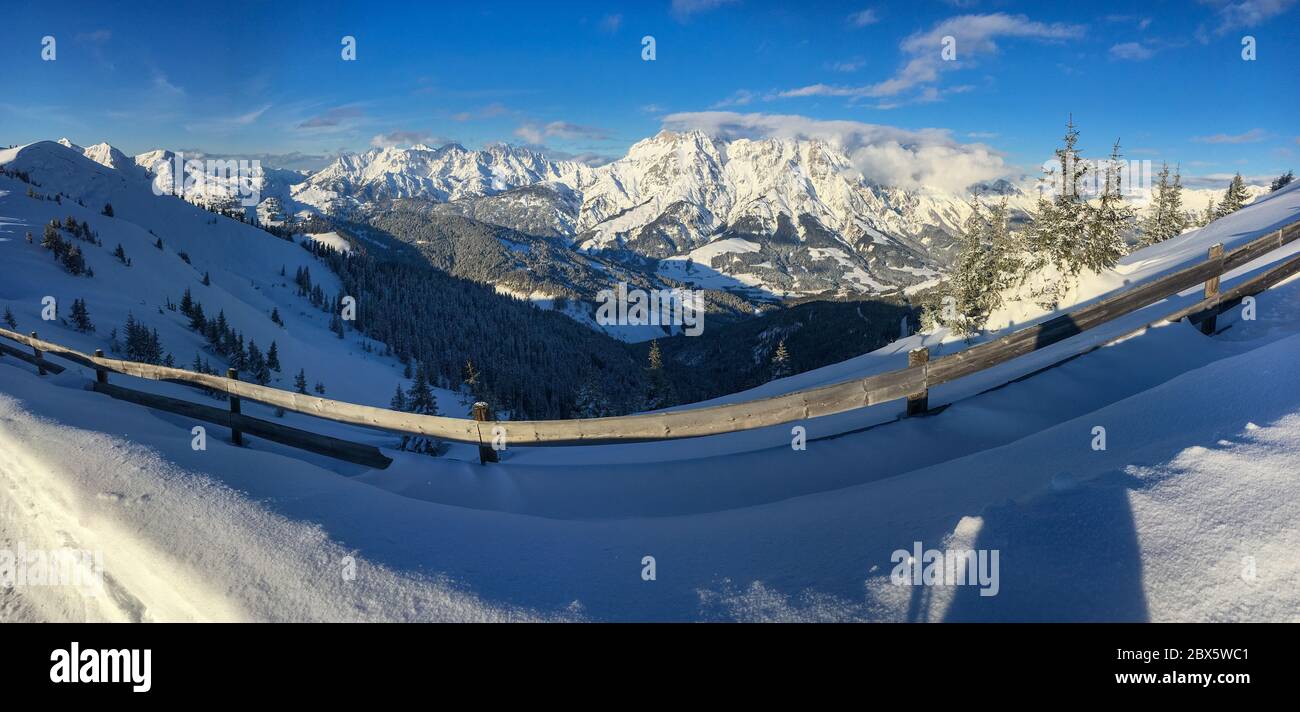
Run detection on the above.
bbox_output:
[3,142,1298,622]
[2,272,1297,621]
[0,141,459,415]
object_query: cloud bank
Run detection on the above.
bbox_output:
[661,111,1011,193]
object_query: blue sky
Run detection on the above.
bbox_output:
[2,0,1297,186]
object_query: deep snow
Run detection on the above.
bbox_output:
[2,142,1299,621]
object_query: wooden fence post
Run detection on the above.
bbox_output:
[30,332,45,376]
[1202,242,1225,335]
[906,346,930,416]
[93,349,108,384]
[472,401,499,464]
[227,368,243,446]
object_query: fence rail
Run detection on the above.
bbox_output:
[2,218,1299,465]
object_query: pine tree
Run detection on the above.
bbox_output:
[294,369,309,395]
[180,288,194,318]
[113,244,127,263]
[572,378,611,418]
[101,203,114,217]
[1139,162,1188,246]
[644,340,673,409]
[770,339,792,380]
[3,306,16,330]
[61,244,86,275]
[947,197,1021,334]
[267,341,281,372]
[1027,117,1091,271]
[1198,196,1217,227]
[1270,170,1295,192]
[270,307,283,326]
[399,364,441,454]
[70,298,94,332]
[1083,139,1132,272]
[188,301,206,332]
[1214,173,1251,219]
[246,340,269,385]
[1168,165,1187,236]
[389,383,408,411]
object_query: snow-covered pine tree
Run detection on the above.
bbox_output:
[1139,162,1180,246]
[399,364,442,455]
[1167,165,1187,236]
[947,196,1021,335]
[1214,173,1251,219]
[1027,117,1090,272]
[1082,139,1132,272]
[1198,196,1217,227]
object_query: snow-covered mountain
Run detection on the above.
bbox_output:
[292,130,1041,296]
[46,132,1271,303]
[293,142,593,214]
[58,139,307,224]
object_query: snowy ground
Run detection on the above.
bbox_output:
[2,143,1298,621]
[3,271,1298,621]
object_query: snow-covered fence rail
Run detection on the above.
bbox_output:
[2,219,1299,461]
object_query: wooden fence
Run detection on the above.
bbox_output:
[2,218,1299,467]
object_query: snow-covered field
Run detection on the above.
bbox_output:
[2,141,1299,621]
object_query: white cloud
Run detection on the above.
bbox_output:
[660,111,1011,193]
[847,8,879,27]
[827,58,867,72]
[599,14,623,33]
[514,121,609,144]
[711,89,758,108]
[370,130,452,148]
[670,0,739,22]
[451,103,508,121]
[1198,0,1296,38]
[151,71,185,96]
[779,13,1084,101]
[1193,128,1269,144]
[1109,42,1155,60]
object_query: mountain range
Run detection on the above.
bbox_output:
[51,132,1265,323]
